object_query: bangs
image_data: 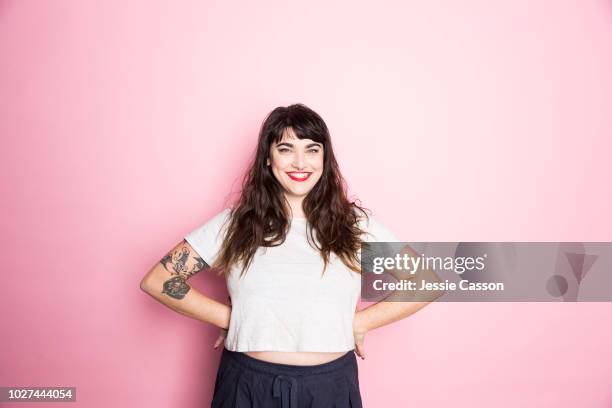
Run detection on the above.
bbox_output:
[271,124,327,146]
[268,105,328,146]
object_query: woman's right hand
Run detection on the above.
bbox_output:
[214,296,231,349]
[213,328,228,349]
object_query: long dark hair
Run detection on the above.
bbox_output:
[212,103,370,278]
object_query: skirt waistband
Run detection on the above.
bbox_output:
[221,348,356,377]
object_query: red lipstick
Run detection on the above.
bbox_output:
[286,172,312,182]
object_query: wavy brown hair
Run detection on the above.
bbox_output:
[211,103,370,278]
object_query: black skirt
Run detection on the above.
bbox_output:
[211,348,363,408]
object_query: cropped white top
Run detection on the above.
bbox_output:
[184,208,401,352]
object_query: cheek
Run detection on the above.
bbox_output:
[271,155,291,169]
[311,162,324,181]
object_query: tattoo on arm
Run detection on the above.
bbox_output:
[161,276,191,299]
[159,244,210,300]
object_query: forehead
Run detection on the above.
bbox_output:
[275,127,320,146]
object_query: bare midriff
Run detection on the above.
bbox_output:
[244,351,348,365]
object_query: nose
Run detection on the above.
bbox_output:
[292,151,305,170]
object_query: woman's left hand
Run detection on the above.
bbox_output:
[353,312,368,360]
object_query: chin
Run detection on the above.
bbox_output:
[285,185,313,197]
[288,189,310,197]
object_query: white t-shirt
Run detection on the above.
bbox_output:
[184,208,401,352]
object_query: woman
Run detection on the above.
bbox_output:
[140,103,439,407]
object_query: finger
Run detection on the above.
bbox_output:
[356,341,365,360]
[354,343,362,359]
[213,337,223,349]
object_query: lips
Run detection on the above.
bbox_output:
[286,172,312,182]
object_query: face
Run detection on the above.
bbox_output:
[267,127,324,199]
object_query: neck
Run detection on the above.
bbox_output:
[283,194,306,218]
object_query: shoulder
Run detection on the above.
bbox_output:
[209,207,232,225]
[184,207,233,265]
[186,207,232,237]
[356,211,401,242]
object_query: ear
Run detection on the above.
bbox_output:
[266,158,270,166]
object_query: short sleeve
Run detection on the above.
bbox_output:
[361,216,402,243]
[184,208,231,265]
[360,215,404,260]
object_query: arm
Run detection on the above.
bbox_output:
[139,239,231,330]
[354,243,445,334]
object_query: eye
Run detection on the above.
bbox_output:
[307,149,320,153]
[278,148,291,153]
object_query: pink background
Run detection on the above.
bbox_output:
[2,0,612,406]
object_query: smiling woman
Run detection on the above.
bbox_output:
[141,103,437,408]
[267,128,324,214]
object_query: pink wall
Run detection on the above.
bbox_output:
[2,0,611,406]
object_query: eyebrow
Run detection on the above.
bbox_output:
[276,142,322,148]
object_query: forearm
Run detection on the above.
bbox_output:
[356,243,445,332]
[356,300,431,332]
[141,274,231,330]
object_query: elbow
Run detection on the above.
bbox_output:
[140,279,163,299]
[140,271,159,294]
[140,264,173,295]
[140,277,153,294]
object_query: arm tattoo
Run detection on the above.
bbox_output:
[161,276,191,299]
[159,244,210,300]
[160,246,210,278]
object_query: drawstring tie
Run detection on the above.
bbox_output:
[272,374,298,408]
